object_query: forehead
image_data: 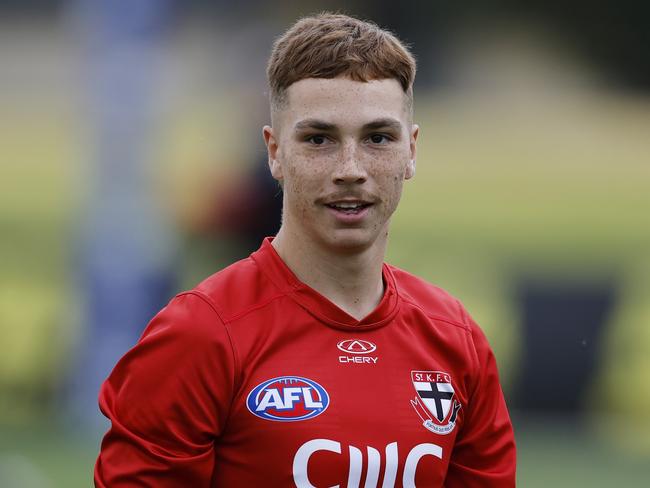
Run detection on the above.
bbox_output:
[280,77,409,128]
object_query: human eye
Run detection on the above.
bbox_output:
[367,133,393,145]
[305,134,330,146]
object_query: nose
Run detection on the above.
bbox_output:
[332,141,367,185]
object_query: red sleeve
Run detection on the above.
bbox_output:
[94,291,237,487]
[445,313,517,487]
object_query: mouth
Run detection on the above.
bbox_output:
[324,201,373,215]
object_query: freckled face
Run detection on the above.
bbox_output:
[266,77,418,253]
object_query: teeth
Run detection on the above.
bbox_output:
[333,202,362,209]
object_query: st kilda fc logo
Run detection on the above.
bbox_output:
[410,370,462,435]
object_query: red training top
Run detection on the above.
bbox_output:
[95,238,516,487]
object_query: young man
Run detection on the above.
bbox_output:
[95,13,516,487]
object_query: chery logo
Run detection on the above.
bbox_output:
[337,339,378,364]
[336,339,377,354]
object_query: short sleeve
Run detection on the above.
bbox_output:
[445,314,517,487]
[94,292,237,487]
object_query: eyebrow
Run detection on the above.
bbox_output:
[362,118,403,132]
[294,119,336,132]
[293,117,403,133]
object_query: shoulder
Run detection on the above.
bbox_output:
[388,264,471,332]
[188,255,284,324]
[389,265,502,388]
[136,292,232,354]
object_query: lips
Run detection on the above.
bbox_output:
[325,201,373,214]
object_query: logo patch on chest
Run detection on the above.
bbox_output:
[246,376,330,422]
[336,339,379,364]
[410,370,461,435]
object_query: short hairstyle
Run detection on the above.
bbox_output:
[267,13,416,111]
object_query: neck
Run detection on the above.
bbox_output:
[272,227,387,321]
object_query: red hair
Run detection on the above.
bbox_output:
[267,13,416,108]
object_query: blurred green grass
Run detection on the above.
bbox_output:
[0,424,97,488]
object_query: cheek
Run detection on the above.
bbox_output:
[387,178,405,206]
[286,149,331,183]
[372,152,408,206]
[374,151,408,181]
[283,155,328,206]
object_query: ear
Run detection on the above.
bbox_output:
[263,125,283,181]
[405,124,419,179]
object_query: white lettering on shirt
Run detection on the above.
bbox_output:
[292,439,443,488]
[255,389,284,411]
[302,388,323,408]
[338,356,378,364]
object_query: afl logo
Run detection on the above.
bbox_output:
[337,339,377,354]
[246,376,330,422]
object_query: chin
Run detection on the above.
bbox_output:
[320,229,379,254]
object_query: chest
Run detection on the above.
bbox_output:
[212,313,473,487]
